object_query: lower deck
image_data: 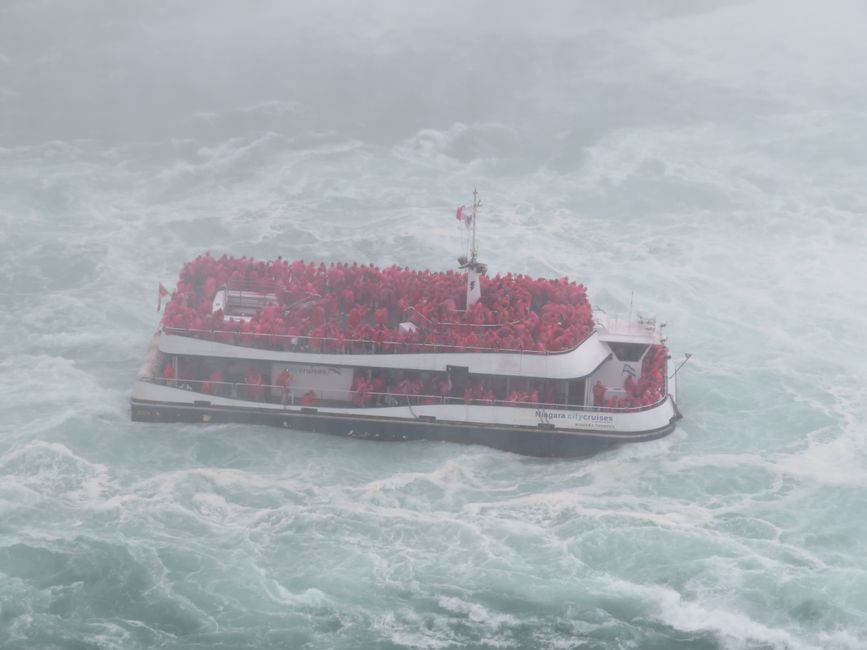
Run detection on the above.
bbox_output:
[131,332,680,457]
[131,373,680,458]
[130,390,677,458]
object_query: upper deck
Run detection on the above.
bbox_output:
[161,254,597,356]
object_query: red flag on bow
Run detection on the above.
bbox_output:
[455,205,464,221]
[157,282,169,312]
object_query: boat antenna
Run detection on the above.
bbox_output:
[670,352,693,379]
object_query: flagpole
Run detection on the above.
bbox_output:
[471,187,478,263]
[455,189,486,307]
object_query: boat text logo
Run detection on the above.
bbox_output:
[535,410,614,424]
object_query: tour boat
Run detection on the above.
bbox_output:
[130,192,683,457]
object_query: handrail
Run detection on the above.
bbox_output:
[402,306,526,330]
[143,377,668,414]
[162,326,596,356]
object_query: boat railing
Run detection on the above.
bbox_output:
[161,326,594,356]
[402,306,527,330]
[592,307,659,337]
[140,376,668,414]
[220,284,281,317]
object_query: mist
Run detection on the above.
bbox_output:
[2,1,867,648]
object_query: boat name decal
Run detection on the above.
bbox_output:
[535,410,614,423]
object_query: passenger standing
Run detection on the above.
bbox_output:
[162,362,175,387]
[276,369,293,407]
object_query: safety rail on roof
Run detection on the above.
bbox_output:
[592,307,660,337]
[402,306,527,330]
[140,377,670,414]
[224,279,281,293]
[219,283,280,317]
[162,326,596,356]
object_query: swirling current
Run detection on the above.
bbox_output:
[1,1,866,648]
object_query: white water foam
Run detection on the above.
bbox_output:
[2,0,867,648]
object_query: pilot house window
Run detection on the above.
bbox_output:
[608,342,648,362]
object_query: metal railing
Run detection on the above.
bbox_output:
[144,377,668,414]
[592,307,659,336]
[402,305,528,330]
[162,326,593,357]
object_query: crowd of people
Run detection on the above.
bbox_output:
[348,361,667,411]
[592,344,668,410]
[160,345,666,411]
[161,253,595,353]
[158,254,666,411]
[350,370,565,408]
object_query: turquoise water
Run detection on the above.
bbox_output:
[2,1,867,648]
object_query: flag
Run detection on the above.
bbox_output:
[456,205,472,229]
[157,282,169,311]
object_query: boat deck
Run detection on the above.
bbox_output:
[161,254,595,354]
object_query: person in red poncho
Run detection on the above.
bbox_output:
[202,369,223,396]
[245,368,265,402]
[276,369,293,406]
[592,381,606,407]
[353,375,374,407]
[162,361,175,386]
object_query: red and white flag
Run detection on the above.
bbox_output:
[157,282,169,311]
[455,205,472,228]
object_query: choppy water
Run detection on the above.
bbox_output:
[2,1,867,648]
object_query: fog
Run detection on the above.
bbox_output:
[3,0,865,148]
[2,1,867,648]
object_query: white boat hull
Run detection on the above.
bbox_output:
[131,379,679,457]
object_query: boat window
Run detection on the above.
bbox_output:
[447,366,469,393]
[608,342,648,362]
[567,379,586,407]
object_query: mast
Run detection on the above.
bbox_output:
[470,187,479,264]
[457,188,486,307]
